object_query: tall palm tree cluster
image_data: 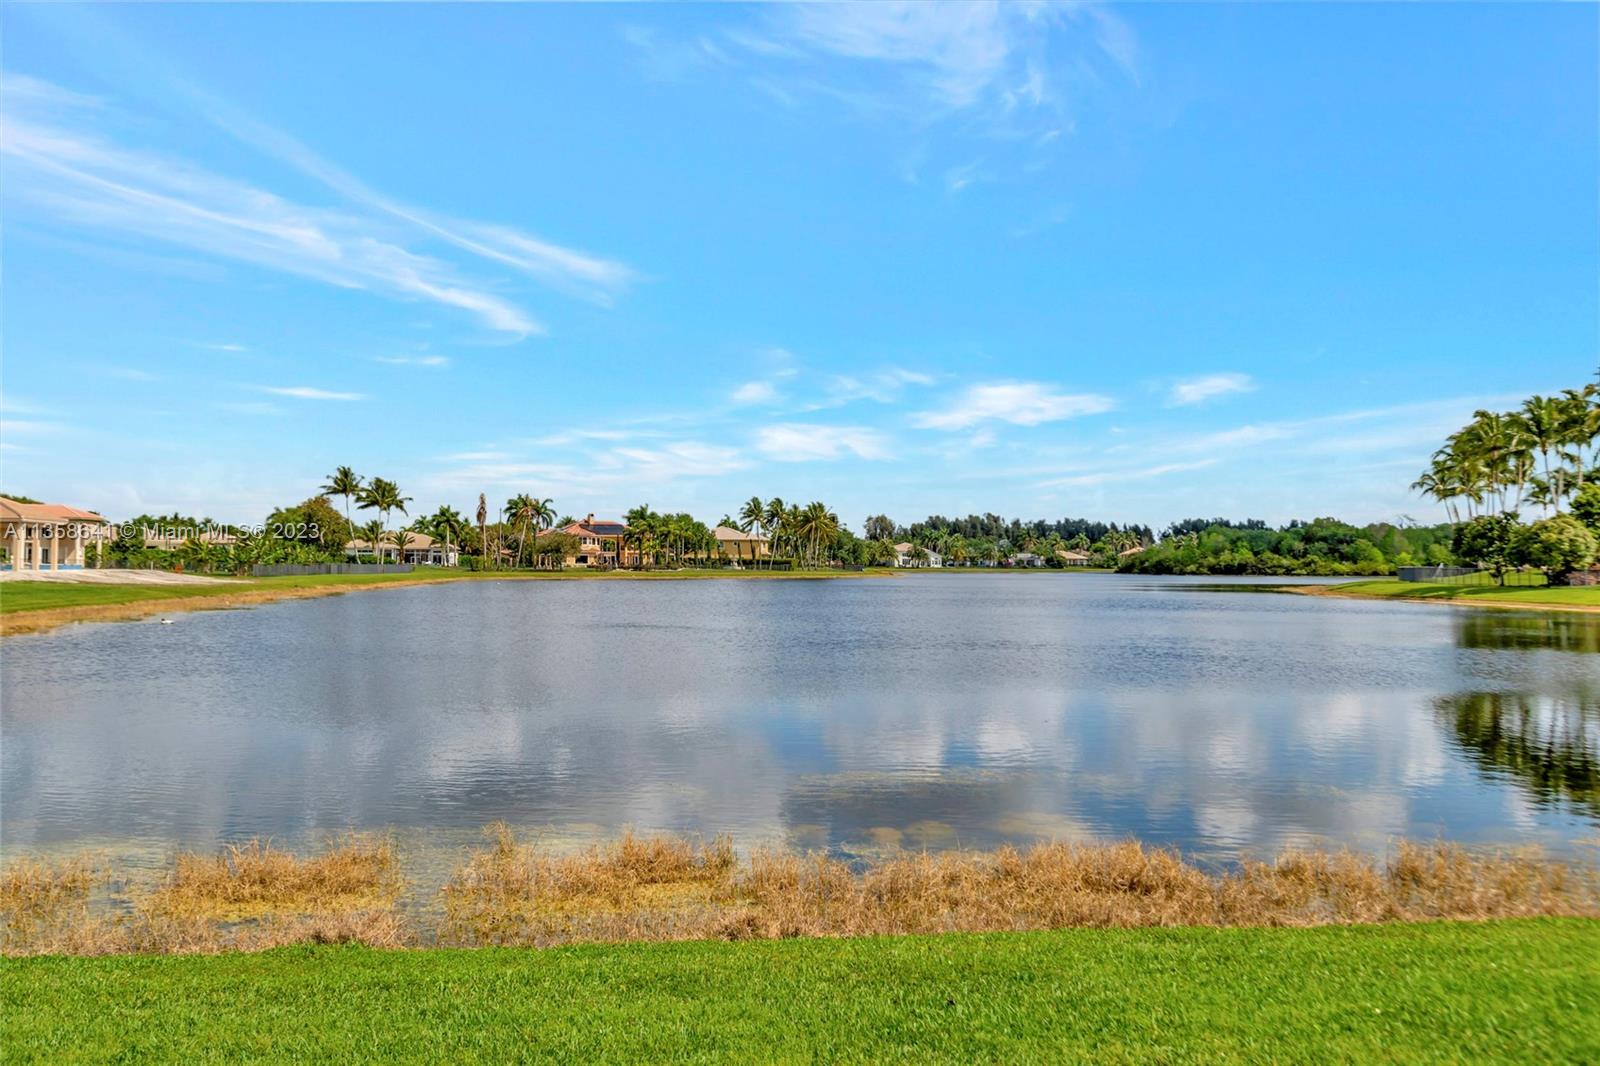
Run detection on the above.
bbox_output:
[738,497,841,569]
[502,494,556,568]
[321,467,414,562]
[622,505,718,567]
[1413,386,1599,520]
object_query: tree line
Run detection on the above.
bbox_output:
[1419,385,1600,584]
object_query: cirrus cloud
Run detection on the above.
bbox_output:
[1167,373,1255,407]
[755,423,891,462]
[913,381,1114,430]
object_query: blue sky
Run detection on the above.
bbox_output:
[1,3,1593,531]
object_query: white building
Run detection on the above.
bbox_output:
[345,531,459,566]
[892,541,943,568]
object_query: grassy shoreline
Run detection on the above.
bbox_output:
[5,569,1597,638]
[1306,578,1600,613]
[6,831,1594,957]
[0,568,897,637]
[4,919,1596,1063]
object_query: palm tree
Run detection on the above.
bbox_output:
[503,494,534,568]
[358,518,386,563]
[739,496,766,569]
[428,505,465,567]
[320,466,363,543]
[530,497,556,565]
[764,497,786,563]
[1519,395,1566,513]
[624,504,659,567]
[797,501,838,568]
[1559,386,1599,491]
[476,493,490,570]
[359,478,411,541]
[388,527,414,565]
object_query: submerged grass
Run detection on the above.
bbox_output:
[5,828,1596,956]
[151,836,401,920]
[2,836,407,956]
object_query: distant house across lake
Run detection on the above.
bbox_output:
[542,514,630,568]
[345,532,458,567]
[0,496,108,571]
[893,542,942,568]
[712,525,769,564]
[1056,549,1093,566]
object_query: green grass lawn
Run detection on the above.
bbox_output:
[3,920,1596,1063]
[1332,578,1600,608]
[0,568,891,616]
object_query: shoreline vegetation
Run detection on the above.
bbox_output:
[4,569,1600,638]
[3,920,1595,1063]
[3,829,1596,957]
[1297,578,1600,613]
[0,568,895,637]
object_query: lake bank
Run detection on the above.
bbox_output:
[0,567,897,637]
[4,919,1596,1062]
[1301,579,1600,613]
[5,831,1595,957]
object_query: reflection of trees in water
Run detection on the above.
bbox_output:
[1453,614,1600,654]
[1437,692,1599,820]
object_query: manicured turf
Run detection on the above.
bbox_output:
[3,920,1596,1063]
[1333,578,1600,608]
[0,568,888,616]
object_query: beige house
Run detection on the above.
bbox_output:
[345,531,458,566]
[713,525,769,563]
[1118,545,1146,559]
[1,496,110,571]
[540,515,632,568]
[1056,549,1093,566]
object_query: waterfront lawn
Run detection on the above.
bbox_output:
[0,568,890,617]
[1333,578,1600,608]
[0,580,255,612]
[4,920,1597,1064]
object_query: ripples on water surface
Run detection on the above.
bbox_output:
[3,574,1596,863]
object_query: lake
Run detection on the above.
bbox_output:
[2,574,1597,865]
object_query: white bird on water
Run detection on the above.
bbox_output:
[159,619,174,625]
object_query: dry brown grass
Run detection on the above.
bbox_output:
[441,824,738,946]
[2,836,410,956]
[6,831,1597,955]
[149,836,401,920]
[440,831,1600,948]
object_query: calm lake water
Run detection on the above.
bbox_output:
[3,575,1597,864]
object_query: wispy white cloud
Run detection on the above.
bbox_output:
[756,423,892,462]
[254,385,365,402]
[815,367,936,408]
[611,441,752,478]
[103,366,159,382]
[731,380,780,405]
[779,2,1027,109]
[0,73,636,336]
[1039,459,1217,489]
[215,401,281,416]
[203,343,248,353]
[944,159,984,194]
[730,1,1139,131]
[374,355,451,368]
[913,381,1114,430]
[1167,372,1256,407]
